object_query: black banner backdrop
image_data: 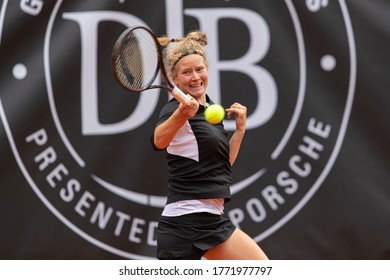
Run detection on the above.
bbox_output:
[0,0,389,259]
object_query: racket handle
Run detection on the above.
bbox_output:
[170,86,191,105]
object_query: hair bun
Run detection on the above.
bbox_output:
[186,31,208,46]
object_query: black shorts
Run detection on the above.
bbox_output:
[157,212,236,260]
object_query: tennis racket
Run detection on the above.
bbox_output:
[111,25,190,105]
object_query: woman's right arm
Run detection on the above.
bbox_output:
[154,100,199,149]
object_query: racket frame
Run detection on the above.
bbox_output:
[112,25,190,104]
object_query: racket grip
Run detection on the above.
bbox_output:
[170,86,191,105]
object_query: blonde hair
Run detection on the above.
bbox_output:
[158,31,208,79]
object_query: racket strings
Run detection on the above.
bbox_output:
[115,29,159,90]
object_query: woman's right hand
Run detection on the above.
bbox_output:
[177,95,199,119]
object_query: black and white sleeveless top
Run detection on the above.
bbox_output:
[152,95,232,215]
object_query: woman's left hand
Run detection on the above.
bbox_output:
[226,102,247,132]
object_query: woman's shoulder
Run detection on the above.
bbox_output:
[159,98,179,114]
[155,98,180,125]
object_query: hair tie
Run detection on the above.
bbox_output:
[171,38,176,43]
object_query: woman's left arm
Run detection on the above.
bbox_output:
[226,103,247,166]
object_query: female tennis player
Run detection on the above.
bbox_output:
[151,30,269,260]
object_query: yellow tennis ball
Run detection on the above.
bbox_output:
[204,104,225,124]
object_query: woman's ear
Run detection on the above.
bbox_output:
[172,75,178,86]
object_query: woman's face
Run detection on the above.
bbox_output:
[172,54,208,101]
